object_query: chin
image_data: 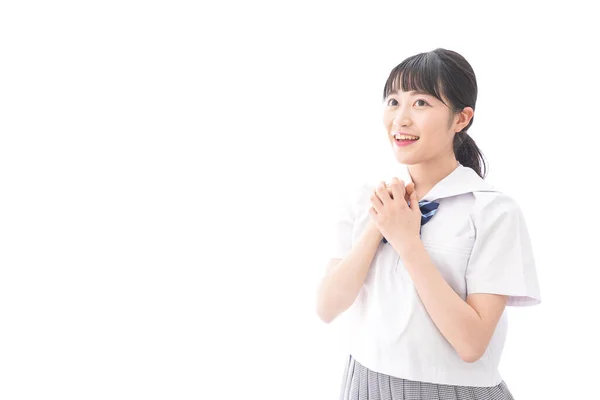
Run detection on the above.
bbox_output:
[396,158,418,166]
[392,150,419,166]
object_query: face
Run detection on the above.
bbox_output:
[383,89,473,166]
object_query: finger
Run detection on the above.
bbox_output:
[385,184,394,199]
[368,206,377,218]
[409,190,419,212]
[404,182,414,203]
[384,180,398,200]
[390,178,406,205]
[370,189,383,212]
[375,181,391,205]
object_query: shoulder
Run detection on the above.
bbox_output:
[472,190,521,212]
[469,190,526,227]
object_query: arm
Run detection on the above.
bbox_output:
[316,220,383,324]
[394,238,508,363]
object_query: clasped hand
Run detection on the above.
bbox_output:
[369,178,422,249]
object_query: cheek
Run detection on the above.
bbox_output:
[415,119,435,142]
[420,116,450,138]
[383,114,392,128]
[419,120,452,150]
[383,109,397,127]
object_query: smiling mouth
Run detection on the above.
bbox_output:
[393,133,420,141]
[393,133,419,147]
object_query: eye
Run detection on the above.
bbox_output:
[386,98,398,106]
[415,99,430,107]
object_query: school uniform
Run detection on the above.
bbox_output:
[329,163,542,400]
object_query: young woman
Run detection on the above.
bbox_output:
[316,48,542,400]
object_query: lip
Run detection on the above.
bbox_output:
[392,132,419,147]
[394,138,417,147]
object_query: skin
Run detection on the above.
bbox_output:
[369,89,508,363]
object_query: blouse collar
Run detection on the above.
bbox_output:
[394,163,499,202]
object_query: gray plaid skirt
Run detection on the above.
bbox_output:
[339,355,515,400]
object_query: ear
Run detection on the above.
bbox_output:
[454,106,474,133]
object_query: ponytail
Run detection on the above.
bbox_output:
[453,131,487,179]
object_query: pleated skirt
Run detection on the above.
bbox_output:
[339,355,515,400]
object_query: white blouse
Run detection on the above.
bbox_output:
[328,164,541,387]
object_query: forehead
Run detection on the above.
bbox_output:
[388,90,435,97]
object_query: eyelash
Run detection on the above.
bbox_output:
[387,98,430,107]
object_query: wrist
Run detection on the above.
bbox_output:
[397,236,424,260]
[392,234,422,255]
[366,220,383,239]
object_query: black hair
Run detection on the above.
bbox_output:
[382,48,487,178]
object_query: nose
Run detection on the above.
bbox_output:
[392,103,412,129]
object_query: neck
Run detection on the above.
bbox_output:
[407,156,459,201]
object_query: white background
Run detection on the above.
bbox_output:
[1,1,598,399]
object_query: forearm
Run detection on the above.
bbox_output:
[394,238,485,362]
[316,221,383,323]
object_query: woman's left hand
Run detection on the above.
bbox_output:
[369,178,422,251]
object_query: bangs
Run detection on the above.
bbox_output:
[383,53,447,106]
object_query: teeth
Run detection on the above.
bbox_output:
[394,134,419,140]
